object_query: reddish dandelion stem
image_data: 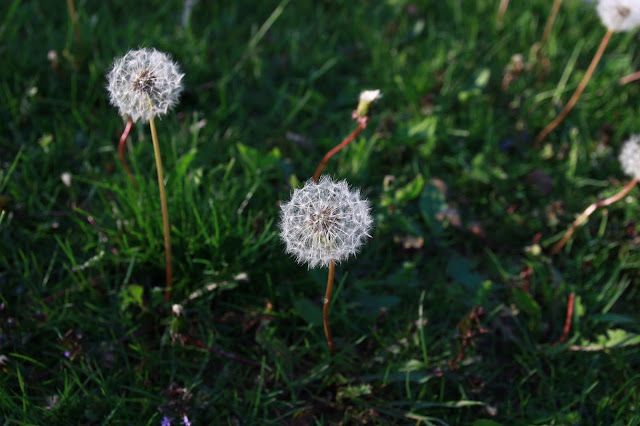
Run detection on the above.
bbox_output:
[313,122,366,182]
[118,118,135,183]
[618,70,640,85]
[535,28,614,147]
[323,260,336,355]
[553,293,575,346]
[552,178,638,254]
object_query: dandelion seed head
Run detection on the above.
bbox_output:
[619,135,640,179]
[597,0,640,31]
[107,48,184,123]
[279,176,373,269]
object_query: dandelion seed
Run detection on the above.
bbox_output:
[619,135,640,179]
[107,48,184,123]
[597,0,640,31]
[279,175,373,269]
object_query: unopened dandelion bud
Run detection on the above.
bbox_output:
[355,89,382,118]
[597,0,640,32]
[107,48,184,123]
[279,176,373,269]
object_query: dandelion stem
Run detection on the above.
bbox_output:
[118,118,135,184]
[618,70,640,85]
[313,122,366,183]
[535,28,614,147]
[149,117,173,303]
[552,177,638,254]
[541,0,563,46]
[552,292,575,347]
[323,260,335,355]
[497,0,509,22]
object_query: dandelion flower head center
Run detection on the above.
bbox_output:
[618,5,631,17]
[308,206,340,236]
[132,69,157,96]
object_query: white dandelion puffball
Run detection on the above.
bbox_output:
[597,0,640,31]
[107,48,184,123]
[619,135,640,179]
[279,176,373,269]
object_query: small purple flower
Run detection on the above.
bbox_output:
[181,415,191,426]
[161,416,172,426]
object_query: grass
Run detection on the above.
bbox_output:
[1,0,640,423]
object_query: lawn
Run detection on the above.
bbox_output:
[1,0,640,424]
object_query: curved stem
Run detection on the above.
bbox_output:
[535,28,614,147]
[552,177,638,254]
[149,117,173,303]
[313,122,366,182]
[118,118,135,184]
[323,260,335,355]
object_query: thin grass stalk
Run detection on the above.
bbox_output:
[313,122,366,183]
[65,0,81,44]
[541,0,564,46]
[535,28,614,147]
[552,177,638,254]
[149,117,173,303]
[323,260,335,355]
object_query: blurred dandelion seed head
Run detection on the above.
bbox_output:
[107,48,184,123]
[619,135,640,179]
[597,0,640,31]
[279,176,373,269]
